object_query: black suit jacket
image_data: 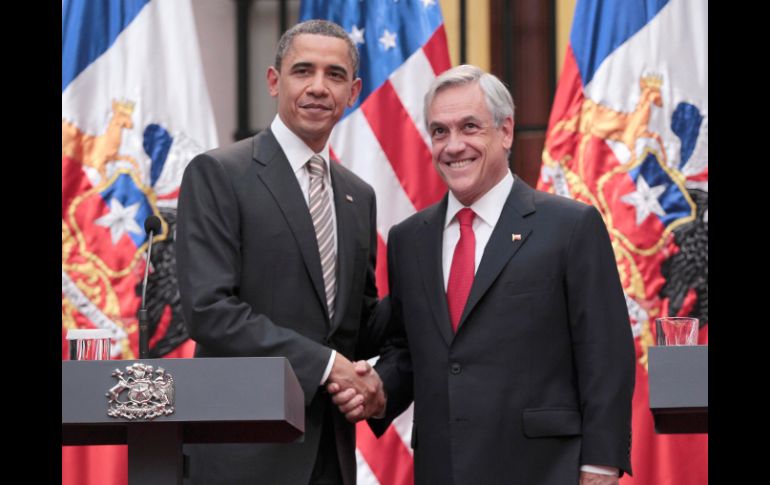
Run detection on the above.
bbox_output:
[373,176,635,485]
[176,129,386,485]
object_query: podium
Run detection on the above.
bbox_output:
[648,346,708,434]
[62,357,305,484]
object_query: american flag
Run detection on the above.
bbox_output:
[299,1,452,483]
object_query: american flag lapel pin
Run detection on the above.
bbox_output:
[345,194,354,202]
[512,233,522,242]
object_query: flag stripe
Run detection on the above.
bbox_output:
[374,234,389,297]
[390,403,415,453]
[545,46,584,131]
[62,0,151,91]
[331,110,417,238]
[355,449,381,485]
[389,48,438,149]
[570,0,669,85]
[355,422,415,485]
[360,80,445,211]
[421,25,452,75]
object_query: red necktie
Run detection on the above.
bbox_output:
[447,208,476,333]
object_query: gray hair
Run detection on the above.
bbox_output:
[423,64,515,129]
[274,19,360,77]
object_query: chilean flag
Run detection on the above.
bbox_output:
[539,0,708,483]
[62,0,218,483]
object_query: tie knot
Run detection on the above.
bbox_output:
[307,155,326,178]
[456,208,475,227]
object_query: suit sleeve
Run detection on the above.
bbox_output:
[176,154,331,405]
[566,206,635,475]
[355,186,391,360]
[368,224,414,437]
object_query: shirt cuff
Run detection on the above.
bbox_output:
[320,350,336,385]
[580,465,618,476]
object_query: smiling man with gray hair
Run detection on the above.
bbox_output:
[329,64,635,485]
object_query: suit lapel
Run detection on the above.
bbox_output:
[415,196,454,346]
[457,176,536,331]
[253,130,329,321]
[328,164,356,334]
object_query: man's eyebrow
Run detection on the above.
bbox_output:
[458,115,482,124]
[288,61,349,78]
[327,64,349,77]
[289,61,312,71]
[428,115,482,130]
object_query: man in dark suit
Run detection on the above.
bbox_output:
[176,20,386,485]
[330,65,635,485]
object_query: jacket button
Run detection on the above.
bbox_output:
[450,363,462,375]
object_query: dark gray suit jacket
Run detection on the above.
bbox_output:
[372,176,635,485]
[176,129,386,485]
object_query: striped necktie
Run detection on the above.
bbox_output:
[307,154,336,321]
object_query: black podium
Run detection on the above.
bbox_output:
[648,346,708,434]
[62,357,304,484]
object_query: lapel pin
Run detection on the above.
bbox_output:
[345,194,354,202]
[512,234,522,241]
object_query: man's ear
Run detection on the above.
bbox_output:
[267,66,280,98]
[347,77,362,107]
[501,116,514,150]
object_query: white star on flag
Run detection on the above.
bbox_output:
[94,198,144,244]
[349,25,365,45]
[422,0,437,7]
[379,29,397,51]
[620,175,667,226]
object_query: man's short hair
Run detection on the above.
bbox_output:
[274,19,360,77]
[424,64,515,129]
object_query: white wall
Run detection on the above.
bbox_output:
[191,0,300,147]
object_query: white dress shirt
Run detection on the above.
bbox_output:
[270,115,338,254]
[270,115,338,384]
[441,171,617,478]
[442,171,514,289]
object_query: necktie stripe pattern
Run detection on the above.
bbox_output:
[308,155,336,321]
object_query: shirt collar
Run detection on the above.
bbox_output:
[270,114,331,174]
[445,170,514,228]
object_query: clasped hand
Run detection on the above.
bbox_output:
[327,354,385,423]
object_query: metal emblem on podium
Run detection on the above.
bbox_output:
[106,363,175,420]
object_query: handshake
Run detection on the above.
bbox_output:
[326,353,386,423]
